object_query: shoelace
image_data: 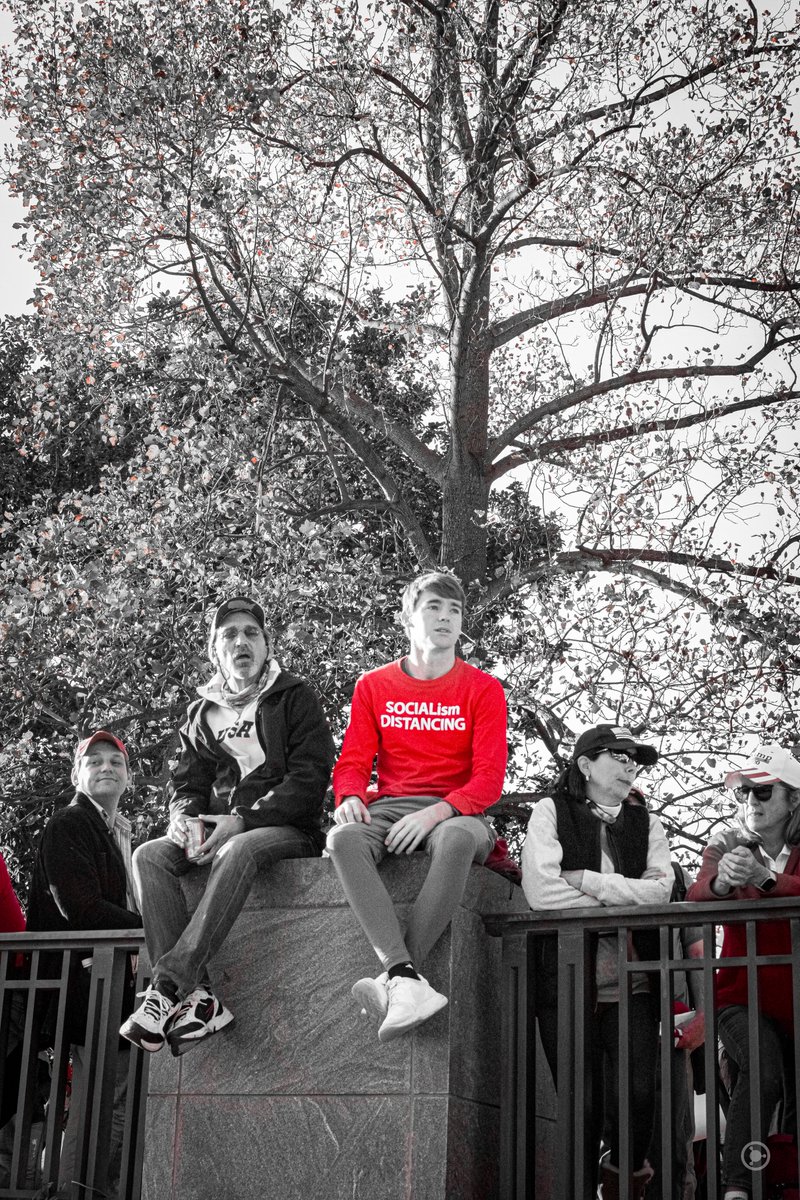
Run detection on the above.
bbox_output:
[136,988,173,1020]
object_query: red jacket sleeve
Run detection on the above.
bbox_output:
[444,674,508,815]
[687,840,727,902]
[0,854,24,933]
[687,837,800,902]
[332,676,379,805]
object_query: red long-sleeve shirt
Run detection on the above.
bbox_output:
[687,832,800,1035]
[0,853,25,933]
[333,657,508,815]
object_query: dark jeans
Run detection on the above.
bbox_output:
[538,994,659,1171]
[717,1004,793,1190]
[649,1047,696,1200]
[133,826,318,998]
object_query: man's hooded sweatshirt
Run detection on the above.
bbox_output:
[167,661,335,852]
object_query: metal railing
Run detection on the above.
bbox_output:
[484,898,800,1200]
[0,930,148,1200]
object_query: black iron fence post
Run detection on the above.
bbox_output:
[0,929,147,1200]
[485,898,800,1200]
[498,929,535,1200]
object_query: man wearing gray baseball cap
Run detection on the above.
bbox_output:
[121,597,335,1056]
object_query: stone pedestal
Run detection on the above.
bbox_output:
[143,857,527,1200]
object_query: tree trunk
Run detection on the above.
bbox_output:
[442,269,492,584]
[441,453,490,584]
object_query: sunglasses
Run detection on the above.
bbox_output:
[593,748,644,772]
[735,783,778,803]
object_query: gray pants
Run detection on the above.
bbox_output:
[325,797,495,972]
[133,825,317,999]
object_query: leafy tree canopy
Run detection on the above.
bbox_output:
[1,0,799,887]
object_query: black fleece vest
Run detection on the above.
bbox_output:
[533,797,659,1009]
[555,794,650,876]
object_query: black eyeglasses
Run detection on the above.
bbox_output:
[735,783,777,803]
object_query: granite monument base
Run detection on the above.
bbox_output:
[143,855,528,1200]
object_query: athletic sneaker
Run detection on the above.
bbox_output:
[120,986,180,1053]
[351,972,389,1020]
[166,986,234,1057]
[378,975,447,1043]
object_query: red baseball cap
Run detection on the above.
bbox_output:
[74,730,129,764]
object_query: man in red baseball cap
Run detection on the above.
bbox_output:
[27,729,141,1198]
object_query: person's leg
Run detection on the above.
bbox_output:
[131,836,195,983]
[327,799,474,1041]
[600,994,659,1171]
[404,815,494,967]
[650,1047,693,1199]
[682,1053,698,1200]
[103,1046,130,1200]
[717,1005,785,1194]
[124,825,316,1052]
[326,800,417,972]
[152,824,317,997]
[58,1044,84,1195]
[58,1043,128,1200]
[536,1005,559,1088]
[672,1049,695,1200]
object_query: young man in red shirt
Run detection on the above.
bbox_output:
[327,572,508,1042]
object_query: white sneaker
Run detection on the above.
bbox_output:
[351,972,389,1020]
[378,975,447,1043]
[120,985,180,1053]
[166,986,234,1057]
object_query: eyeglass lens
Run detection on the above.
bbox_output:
[600,749,639,766]
[738,784,775,802]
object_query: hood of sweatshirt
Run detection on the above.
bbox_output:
[196,658,283,709]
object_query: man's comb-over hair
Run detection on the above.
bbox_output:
[401,572,466,625]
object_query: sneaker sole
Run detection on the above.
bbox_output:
[167,1010,235,1057]
[378,993,448,1043]
[119,1023,167,1054]
[351,980,388,1021]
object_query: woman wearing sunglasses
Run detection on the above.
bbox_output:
[521,724,672,1198]
[687,745,800,1200]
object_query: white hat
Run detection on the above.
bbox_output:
[724,744,800,791]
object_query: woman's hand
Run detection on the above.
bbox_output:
[715,845,762,891]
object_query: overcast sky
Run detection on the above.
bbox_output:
[0,9,37,316]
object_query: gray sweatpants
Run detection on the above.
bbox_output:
[326,797,495,972]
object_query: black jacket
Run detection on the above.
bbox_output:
[167,668,335,852]
[27,793,141,1045]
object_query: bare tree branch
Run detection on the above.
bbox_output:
[478,549,800,647]
[489,274,799,350]
[493,387,800,473]
[488,327,795,468]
